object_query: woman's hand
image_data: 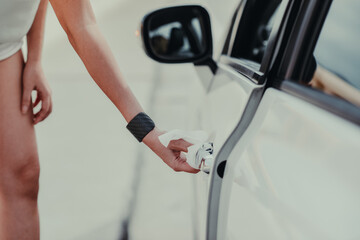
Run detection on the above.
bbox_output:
[143,128,200,173]
[21,62,52,124]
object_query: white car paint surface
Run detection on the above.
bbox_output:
[192,67,249,240]
[219,88,360,240]
[192,58,264,239]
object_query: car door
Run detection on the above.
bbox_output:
[215,0,360,239]
[190,0,292,239]
[139,1,359,239]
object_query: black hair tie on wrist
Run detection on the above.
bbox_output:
[126,112,155,142]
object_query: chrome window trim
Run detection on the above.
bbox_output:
[226,0,248,56]
[219,55,264,84]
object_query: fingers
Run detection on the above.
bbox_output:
[167,139,199,173]
[33,88,52,124]
[170,153,200,173]
[168,139,192,152]
[145,129,199,174]
[159,146,199,174]
[33,93,41,108]
[21,83,33,114]
[172,159,200,174]
[178,164,200,173]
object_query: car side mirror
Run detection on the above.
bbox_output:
[141,5,213,65]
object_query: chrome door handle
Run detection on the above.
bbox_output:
[195,142,214,173]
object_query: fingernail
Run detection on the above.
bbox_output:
[22,105,28,113]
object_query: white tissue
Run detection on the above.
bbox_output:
[159,129,209,169]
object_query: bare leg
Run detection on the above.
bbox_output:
[0,51,40,240]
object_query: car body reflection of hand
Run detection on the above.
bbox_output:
[310,66,360,107]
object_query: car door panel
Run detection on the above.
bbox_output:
[219,88,360,239]
[193,57,264,240]
[201,63,261,149]
[191,0,293,237]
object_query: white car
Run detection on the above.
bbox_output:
[141,0,360,239]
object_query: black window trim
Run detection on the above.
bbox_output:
[276,0,332,81]
[276,0,360,126]
[281,81,360,126]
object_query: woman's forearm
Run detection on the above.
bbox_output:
[27,0,48,63]
[67,24,144,122]
[50,0,143,122]
[49,0,198,173]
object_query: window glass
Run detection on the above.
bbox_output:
[231,0,282,70]
[311,0,360,106]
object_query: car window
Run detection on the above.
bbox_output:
[310,0,360,106]
[231,0,282,71]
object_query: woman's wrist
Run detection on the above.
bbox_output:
[25,58,42,67]
[143,127,163,149]
[126,112,156,142]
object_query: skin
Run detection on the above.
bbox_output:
[22,0,52,124]
[0,0,198,239]
[0,51,40,240]
[310,66,360,107]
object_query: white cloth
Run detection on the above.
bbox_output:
[159,129,209,169]
[0,0,40,60]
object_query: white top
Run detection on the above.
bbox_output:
[0,0,40,61]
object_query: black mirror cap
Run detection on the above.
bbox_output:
[141,5,213,64]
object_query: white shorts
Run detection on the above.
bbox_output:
[0,39,24,61]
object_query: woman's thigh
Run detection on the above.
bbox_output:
[0,51,39,187]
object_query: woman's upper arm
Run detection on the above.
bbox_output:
[49,0,96,35]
